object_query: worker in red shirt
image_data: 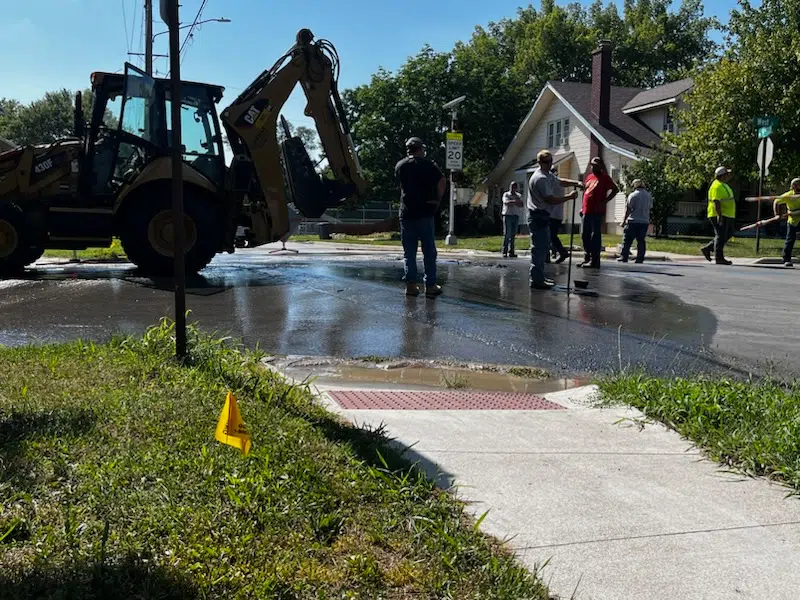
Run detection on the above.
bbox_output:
[580,157,619,268]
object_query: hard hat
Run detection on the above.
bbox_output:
[792,177,800,188]
[715,166,729,178]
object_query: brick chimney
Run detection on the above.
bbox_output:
[591,40,612,125]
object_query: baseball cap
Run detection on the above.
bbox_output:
[405,137,424,150]
[715,166,729,178]
[590,157,603,166]
[791,177,800,187]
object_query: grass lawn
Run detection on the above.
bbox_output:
[292,232,791,258]
[599,375,800,494]
[0,322,547,599]
[43,239,127,261]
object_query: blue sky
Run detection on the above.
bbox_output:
[1,0,745,135]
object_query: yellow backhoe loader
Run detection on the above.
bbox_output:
[0,28,390,274]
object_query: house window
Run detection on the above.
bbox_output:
[663,111,675,134]
[547,118,570,148]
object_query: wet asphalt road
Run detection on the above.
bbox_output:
[1,243,797,377]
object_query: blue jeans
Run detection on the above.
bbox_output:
[783,223,798,263]
[527,209,550,284]
[401,217,437,285]
[503,214,519,255]
[582,213,603,263]
[621,222,648,262]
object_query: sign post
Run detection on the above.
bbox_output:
[443,96,466,246]
[445,131,463,246]
[161,0,186,359]
[755,136,775,253]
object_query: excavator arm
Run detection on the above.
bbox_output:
[220,29,370,245]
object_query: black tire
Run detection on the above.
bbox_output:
[0,202,40,274]
[119,189,219,275]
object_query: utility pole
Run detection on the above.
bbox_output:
[145,0,153,75]
[160,0,186,359]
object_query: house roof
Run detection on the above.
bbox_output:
[548,81,663,156]
[622,77,694,113]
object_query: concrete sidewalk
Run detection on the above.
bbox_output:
[310,382,800,600]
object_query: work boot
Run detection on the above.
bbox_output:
[530,280,555,290]
[785,262,794,268]
[405,282,420,297]
[509,252,518,258]
[616,256,628,263]
[555,252,568,264]
[715,258,733,266]
[700,247,712,262]
[425,284,443,298]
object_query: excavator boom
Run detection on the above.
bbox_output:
[221,29,369,245]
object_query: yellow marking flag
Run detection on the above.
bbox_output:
[215,392,252,455]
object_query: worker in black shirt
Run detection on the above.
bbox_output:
[395,137,446,298]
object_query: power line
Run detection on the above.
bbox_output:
[129,0,139,54]
[121,0,131,54]
[179,0,208,57]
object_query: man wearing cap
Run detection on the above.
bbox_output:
[700,166,735,265]
[581,157,619,268]
[527,150,580,290]
[395,137,447,297]
[618,179,653,263]
[772,177,800,268]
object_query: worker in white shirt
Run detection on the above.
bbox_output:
[618,179,653,263]
[501,181,524,257]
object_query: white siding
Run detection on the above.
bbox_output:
[495,96,592,197]
[637,107,667,134]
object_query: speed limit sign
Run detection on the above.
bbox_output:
[446,132,463,171]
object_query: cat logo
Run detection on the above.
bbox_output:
[34,158,54,174]
[243,106,261,126]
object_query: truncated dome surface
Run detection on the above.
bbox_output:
[327,390,566,410]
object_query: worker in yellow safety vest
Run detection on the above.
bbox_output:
[772,177,800,268]
[700,166,736,265]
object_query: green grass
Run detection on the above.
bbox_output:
[599,374,800,494]
[43,239,127,261]
[0,321,547,599]
[293,232,792,258]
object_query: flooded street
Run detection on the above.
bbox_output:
[0,242,795,377]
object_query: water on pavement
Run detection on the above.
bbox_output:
[0,245,769,377]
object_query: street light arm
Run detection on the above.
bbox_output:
[153,18,230,39]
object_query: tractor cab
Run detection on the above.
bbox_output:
[78,65,226,205]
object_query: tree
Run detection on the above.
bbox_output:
[623,147,689,235]
[0,89,95,146]
[343,0,720,201]
[667,0,800,190]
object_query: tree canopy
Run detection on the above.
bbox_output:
[0,89,95,146]
[344,0,720,202]
[667,0,800,190]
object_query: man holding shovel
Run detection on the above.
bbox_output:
[527,150,582,290]
[773,177,800,268]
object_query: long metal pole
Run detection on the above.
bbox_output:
[756,140,766,254]
[144,0,153,75]
[566,175,581,295]
[446,109,457,246]
[168,0,186,359]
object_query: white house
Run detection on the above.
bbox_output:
[487,40,696,234]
